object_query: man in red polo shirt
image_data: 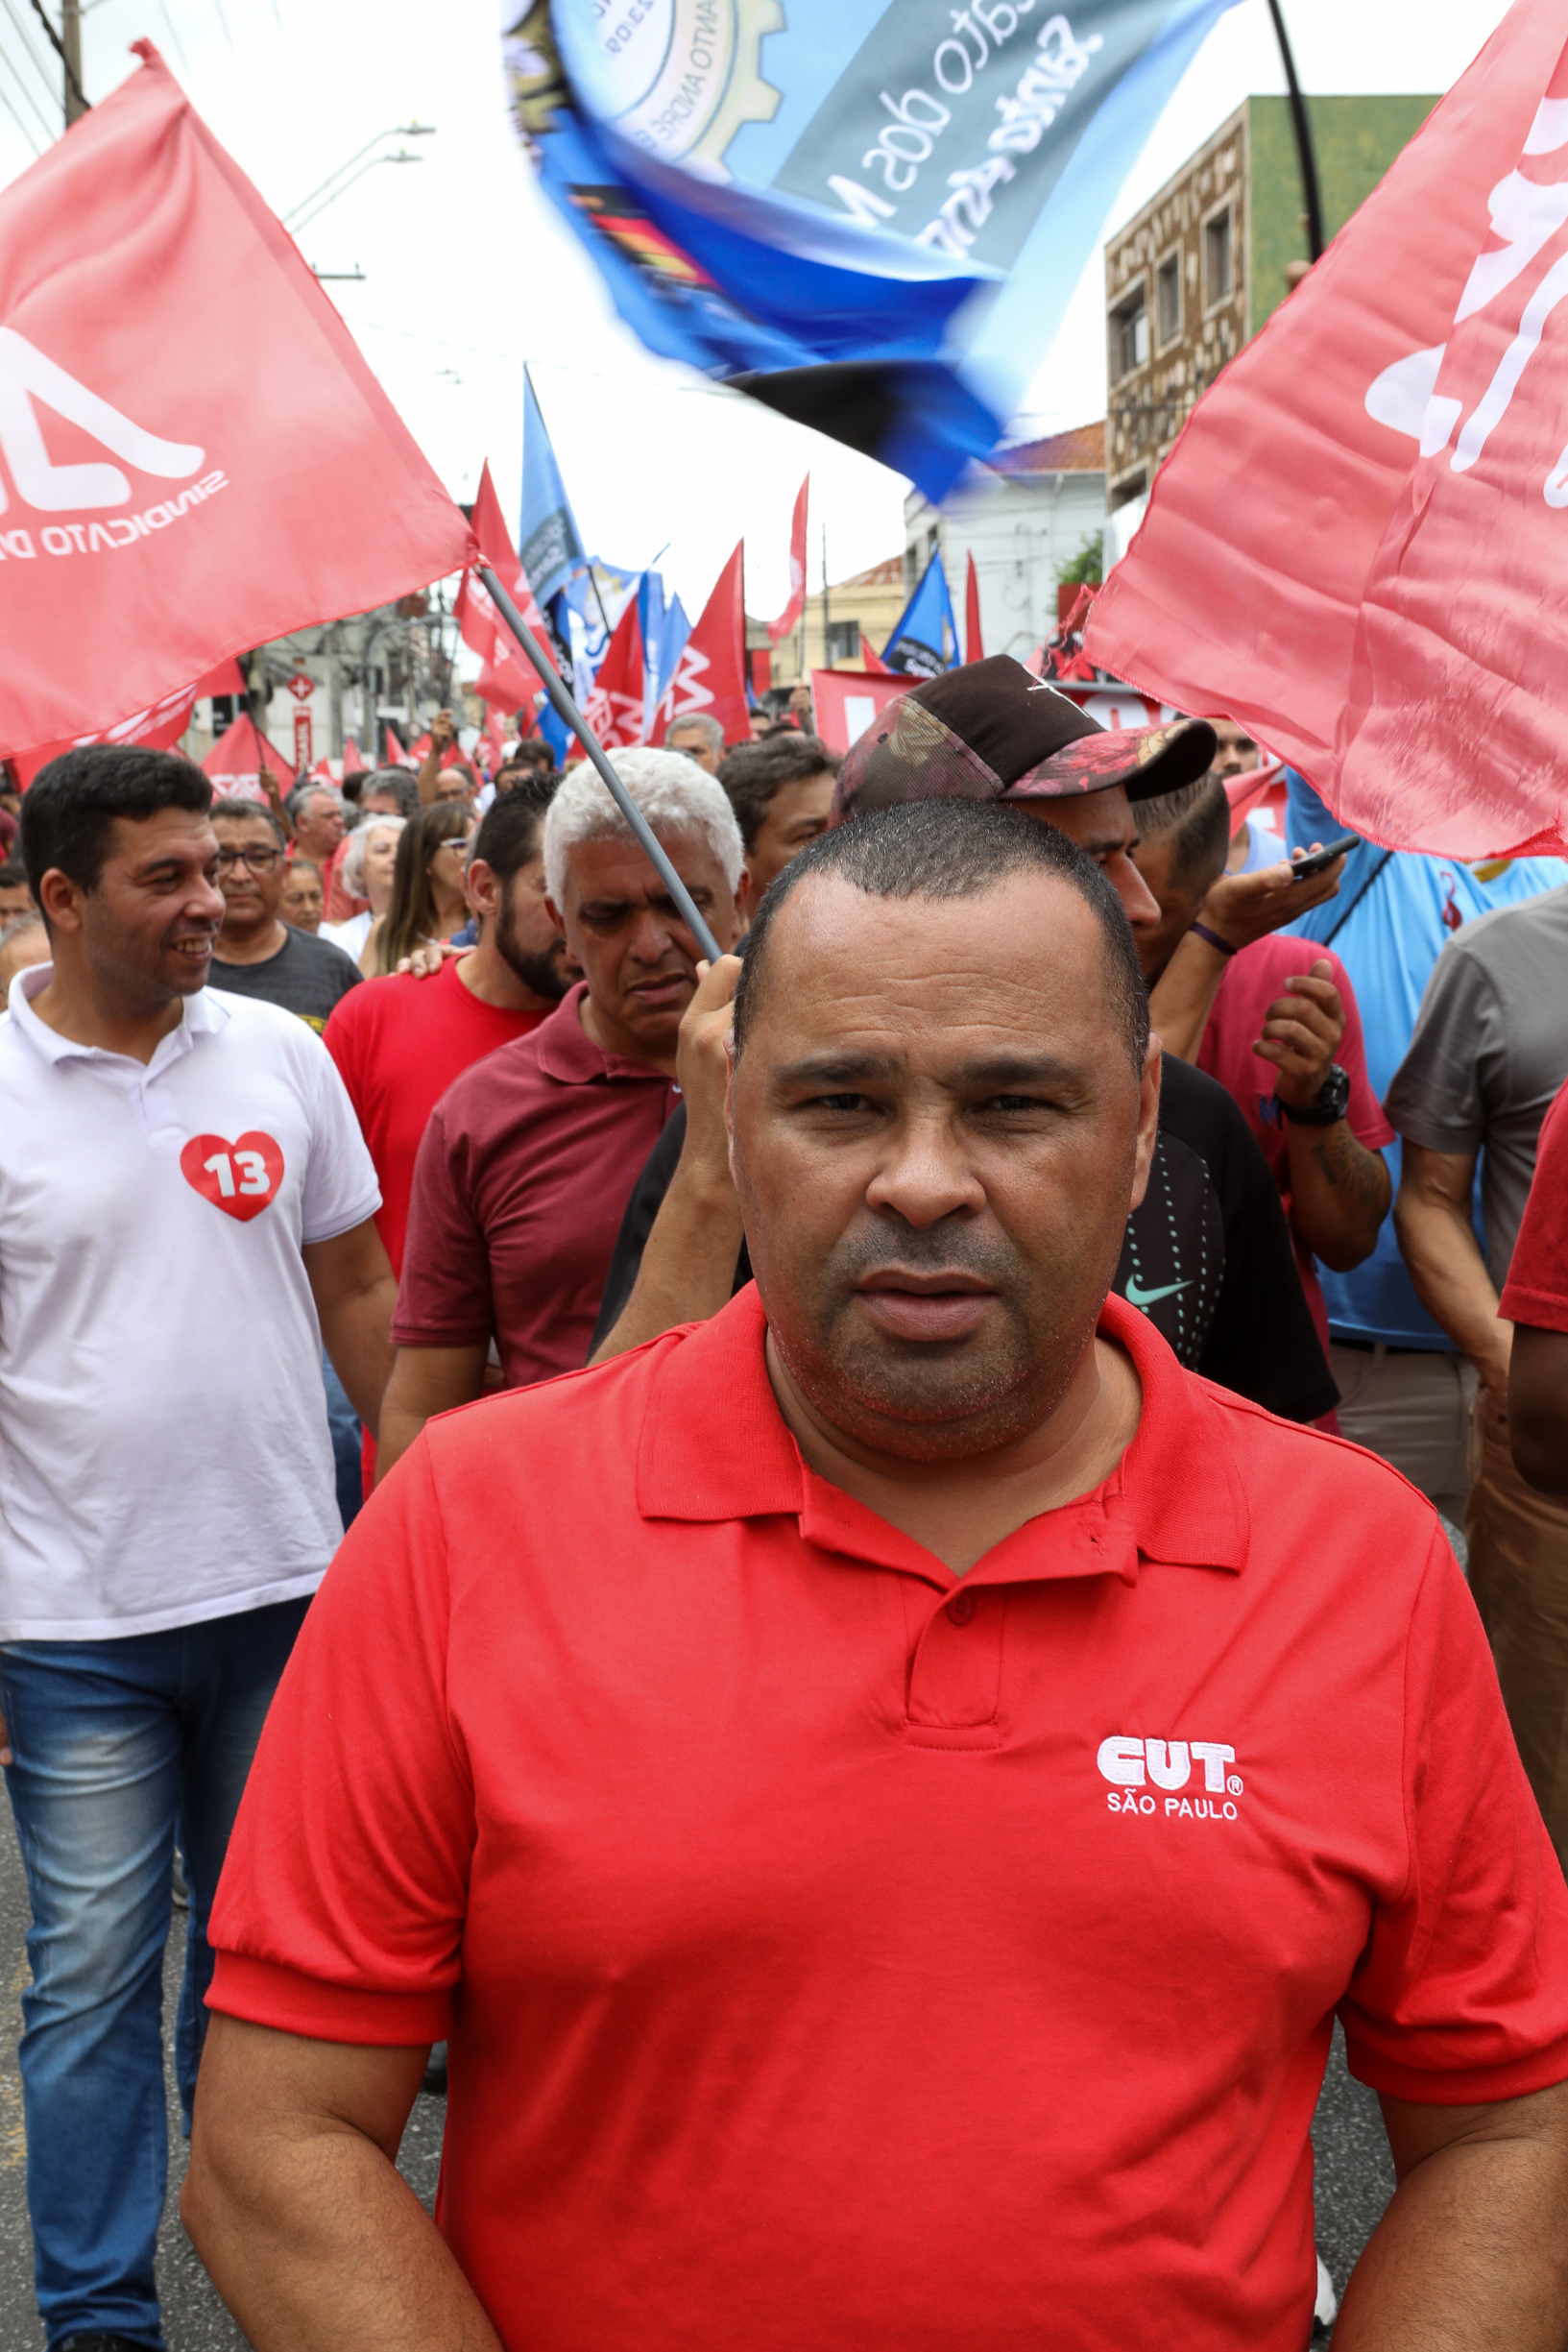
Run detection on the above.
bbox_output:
[191,800,1568,2352]
[323,783,569,1277]
[374,747,743,1467]
[1504,1075,1568,1491]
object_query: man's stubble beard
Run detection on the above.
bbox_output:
[494,890,571,1002]
[759,1219,1111,1465]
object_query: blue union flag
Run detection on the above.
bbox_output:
[503,0,1242,498]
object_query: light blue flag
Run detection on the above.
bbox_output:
[882,550,958,676]
[503,0,1242,500]
[519,372,588,609]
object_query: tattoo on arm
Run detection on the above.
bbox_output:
[1310,1124,1389,1215]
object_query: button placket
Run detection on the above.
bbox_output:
[905,1582,1006,1733]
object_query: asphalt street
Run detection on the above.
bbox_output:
[0,1802,1396,2349]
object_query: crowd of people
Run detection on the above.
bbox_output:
[2,652,1568,2350]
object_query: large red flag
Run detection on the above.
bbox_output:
[583,593,647,748]
[766,476,808,643]
[0,45,471,767]
[382,724,416,769]
[653,544,749,747]
[964,552,984,665]
[11,653,244,786]
[1086,5,1568,858]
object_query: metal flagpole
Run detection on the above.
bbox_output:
[1265,0,1324,262]
[478,564,722,963]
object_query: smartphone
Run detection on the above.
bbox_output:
[1290,833,1361,880]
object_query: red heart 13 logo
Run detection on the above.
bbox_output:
[180,1131,284,1222]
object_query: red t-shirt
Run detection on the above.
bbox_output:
[209,1290,1568,2352]
[1197,936,1394,1352]
[323,955,545,1275]
[391,981,679,1387]
[1500,1076,1568,1333]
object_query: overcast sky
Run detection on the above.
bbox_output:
[0,0,1513,618]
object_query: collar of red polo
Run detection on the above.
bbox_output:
[637,1286,1249,1590]
[532,982,676,1087]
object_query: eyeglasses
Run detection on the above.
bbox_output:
[214,846,283,875]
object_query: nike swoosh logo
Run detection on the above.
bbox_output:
[1123,1275,1194,1311]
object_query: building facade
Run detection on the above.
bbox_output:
[904,423,1106,666]
[765,556,910,690]
[1104,93,1436,515]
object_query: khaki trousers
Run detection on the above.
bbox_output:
[1467,1389,1568,1875]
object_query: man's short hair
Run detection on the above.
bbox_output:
[286,782,345,825]
[470,773,558,882]
[356,769,420,818]
[509,740,557,777]
[21,743,211,899]
[1135,775,1230,898]
[734,797,1149,1076]
[211,796,286,847]
[0,854,28,888]
[666,712,725,754]
[543,747,744,903]
[718,735,841,851]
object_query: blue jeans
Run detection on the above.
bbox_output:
[0,1596,311,2348]
[323,1349,364,1534]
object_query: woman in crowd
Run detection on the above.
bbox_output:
[371,800,474,975]
[322,814,404,974]
[280,859,325,934]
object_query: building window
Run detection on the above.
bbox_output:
[825,619,859,665]
[1156,252,1181,346]
[1110,284,1148,380]
[1205,207,1233,305]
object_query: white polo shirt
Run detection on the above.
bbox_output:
[0,967,381,1641]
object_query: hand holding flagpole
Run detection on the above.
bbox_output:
[478,565,722,963]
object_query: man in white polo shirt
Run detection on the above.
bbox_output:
[1,743,397,2352]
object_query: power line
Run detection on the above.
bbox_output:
[0,61,40,152]
[0,0,59,120]
[0,24,56,138]
[208,0,234,52]
[154,0,194,80]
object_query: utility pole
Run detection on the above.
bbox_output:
[61,0,85,126]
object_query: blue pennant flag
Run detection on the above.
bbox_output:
[882,550,958,676]
[502,0,1242,500]
[520,370,588,609]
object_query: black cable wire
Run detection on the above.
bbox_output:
[1265,0,1323,261]
[24,0,85,114]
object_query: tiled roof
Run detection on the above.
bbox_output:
[987,421,1106,476]
[832,555,906,590]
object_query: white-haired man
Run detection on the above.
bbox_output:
[377,750,743,1469]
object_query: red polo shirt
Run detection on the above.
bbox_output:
[209,1291,1568,2352]
[392,982,679,1386]
[1500,1076,1568,1332]
[323,957,545,1276]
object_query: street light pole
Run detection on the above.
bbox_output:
[283,122,434,230]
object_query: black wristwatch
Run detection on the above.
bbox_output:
[1276,1064,1351,1127]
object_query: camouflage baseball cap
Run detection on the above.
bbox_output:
[829,655,1217,828]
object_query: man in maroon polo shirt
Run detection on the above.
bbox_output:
[192,801,1568,2352]
[375,748,743,1468]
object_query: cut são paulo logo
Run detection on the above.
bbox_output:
[0,328,226,561]
[1098,1734,1244,1823]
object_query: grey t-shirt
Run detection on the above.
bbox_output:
[207,926,362,1035]
[1385,883,1568,1283]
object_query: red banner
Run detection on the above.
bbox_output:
[965,551,984,665]
[766,475,808,643]
[10,653,244,786]
[808,668,909,755]
[652,543,749,747]
[456,460,555,714]
[0,45,471,766]
[1086,5,1568,858]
